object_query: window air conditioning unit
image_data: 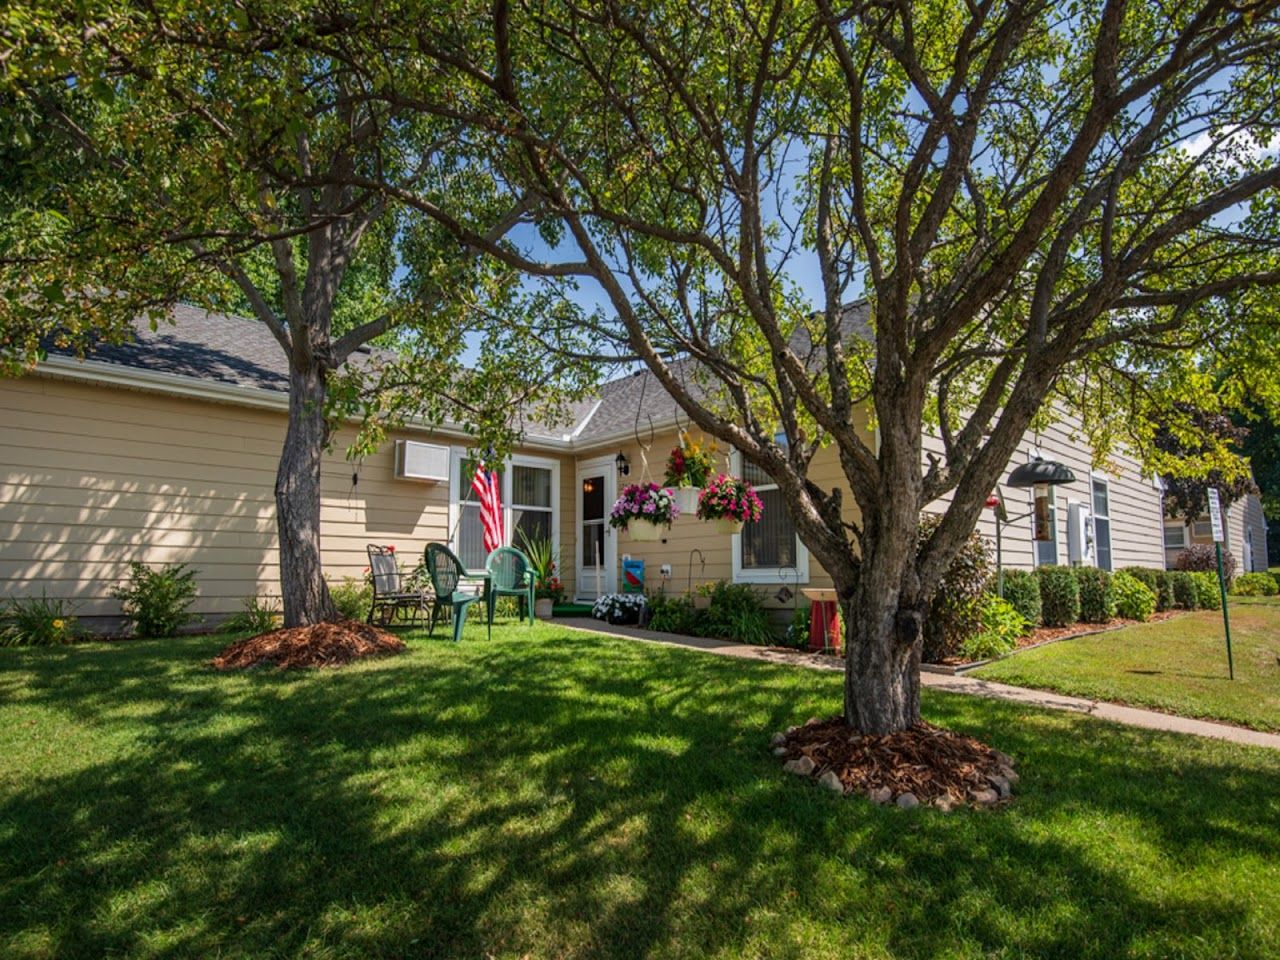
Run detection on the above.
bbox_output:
[394,440,449,483]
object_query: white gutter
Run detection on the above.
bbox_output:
[34,355,571,453]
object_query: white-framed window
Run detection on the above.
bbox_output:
[730,451,809,584]
[1163,522,1187,551]
[1191,517,1213,541]
[449,449,559,572]
[1091,475,1112,571]
[1033,494,1059,567]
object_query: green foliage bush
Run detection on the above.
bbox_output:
[698,581,775,645]
[782,605,812,650]
[329,576,373,621]
[1112,571,1157,621]
[1231,572,1278,597]
[920,516,992,662]
[218,596,281,634]
[0,593,81,646]
[643,582,776,645]
[1192,571,1221,610]
[1074,567,1116,624]
[960,595,1027,661]
[112,562,199,637]
[1170,570,1198,610]
[1036,566,1080,627]
[1000,569,1041,628]
[1119,566,1175,611]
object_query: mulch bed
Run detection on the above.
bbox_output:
[929,609,1189,667]
[775,716,1017,809]
[211,618,406,670]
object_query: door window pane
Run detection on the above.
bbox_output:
[582,476,605,520]
[582,523,605,567]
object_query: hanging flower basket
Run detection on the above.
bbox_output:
[663,432,716,518]
[671,487,701,514]
[697,473,764,531]
[609,483,678,541]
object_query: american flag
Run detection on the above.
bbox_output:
[470,462,504,555]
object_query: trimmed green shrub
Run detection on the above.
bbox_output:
[1112,571,1157,621]
[112,562,199,637]
[1074,567,1115,624]
[1174,544,1236,585]
[1170,570,1198,610]
[783,605,812,650]
[218,596,281,634]
[1231,572,1278,597]
[1000,569,1041,628]
[960,595,1027,661]
[921,516,992,662]
[1192,571,1221,610]
[1119,566,1175,612]
[0,593,81,646]
[1036,566,1080,627]
[329,576,373,621]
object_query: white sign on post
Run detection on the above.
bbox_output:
[1207,488,1225,543]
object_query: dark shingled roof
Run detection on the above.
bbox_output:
[47,300,873,445]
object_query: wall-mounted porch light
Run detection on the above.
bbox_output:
[615,451,631,478]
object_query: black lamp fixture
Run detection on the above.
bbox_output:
[992,455,1077,596]
[615,451,630,478]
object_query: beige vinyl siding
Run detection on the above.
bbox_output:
[922,407,1166,571]
[0,374,556,626]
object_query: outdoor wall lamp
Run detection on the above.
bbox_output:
[615,451,630,477]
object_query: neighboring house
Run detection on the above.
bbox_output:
[1162,492,1270,572]
[1,304,1172,631]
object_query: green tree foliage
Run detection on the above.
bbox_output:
[1155,405,1257,520]
[0,2,595,625]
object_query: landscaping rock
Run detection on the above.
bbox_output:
[992,749,1015,767]
[988,775,1012,799]
[933,796,954,812]
[772,746,789,757]
[971,788,999,806]
[868,786,893,805]
[769,731,787,748]
[1000,766,1020,784]
[895,792,920,810]
[783,756,816,777]
[818,770,844,793]
[806,717,821,727]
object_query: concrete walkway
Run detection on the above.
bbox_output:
[559,617,1280,750]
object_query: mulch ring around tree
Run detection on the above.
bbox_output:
[211,618,406,670]
[772,717,1017,811]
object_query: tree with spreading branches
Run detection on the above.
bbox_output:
[344,0,1280,732]
[0,3,593,627]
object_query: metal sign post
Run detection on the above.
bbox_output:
[1207,488,1234,680]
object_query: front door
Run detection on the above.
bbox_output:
[576,459,616,601]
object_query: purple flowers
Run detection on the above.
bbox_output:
[609,482,679,530]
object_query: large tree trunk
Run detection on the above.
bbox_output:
[276,360,337,627]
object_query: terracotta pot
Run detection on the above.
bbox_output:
[714,518,744,535]
[628,522,663,542]
[534,598,554,619]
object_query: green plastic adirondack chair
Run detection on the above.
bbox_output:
[424,543,489,643]
[486,546,535,625]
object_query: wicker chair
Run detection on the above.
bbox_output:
[365,544,429,627]
[424,543,490,643]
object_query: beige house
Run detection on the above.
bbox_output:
[1162,494,1270,573]
[1,305,1181,631]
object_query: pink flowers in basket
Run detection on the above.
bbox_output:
[609,482,679,530]
[696,473,764,523]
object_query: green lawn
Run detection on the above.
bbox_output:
[4,622,1280,959]
[973,598,1280,732]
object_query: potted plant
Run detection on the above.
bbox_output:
[609,482,679,541]
[663,432,716,514]
[697,473,764,534]
[518,532,563,618]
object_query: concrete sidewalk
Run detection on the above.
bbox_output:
[559,617,1280,750]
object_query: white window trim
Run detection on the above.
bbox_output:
[1090,472,1112,571]
[728,450,809,585]
[448,448,560,572]
[1163,522,1187,550]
